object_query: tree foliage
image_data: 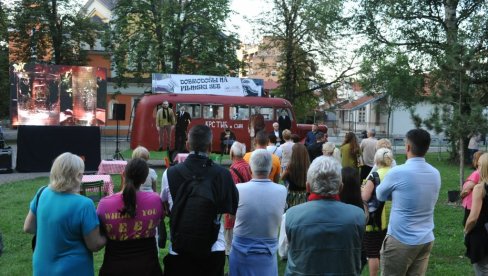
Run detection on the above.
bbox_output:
[359,49,425,136]
[106,0,240,87]
[9,0,99,65]
[356,0,488,166]
[255,0,354,120]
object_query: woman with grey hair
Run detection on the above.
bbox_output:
[24,152,106,276]
[230,149,287,276]
[281,156,365,275]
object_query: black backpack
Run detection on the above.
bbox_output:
[366,172,385,229]
[168,162,220,256]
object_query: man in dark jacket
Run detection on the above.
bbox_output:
[174,105,191,152]
[307,132,327,162]
[304,123,323,147]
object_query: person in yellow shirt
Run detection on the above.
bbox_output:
[243,130,281,183]
[156,101,175,151]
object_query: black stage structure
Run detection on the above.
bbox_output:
[16,126,101,172]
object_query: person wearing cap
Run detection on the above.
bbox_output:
[156,100,175,151]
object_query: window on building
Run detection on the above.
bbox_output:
[358,107,366,123]
[229,105,250,120]
[203,104,224,119]
[176,103,201,118]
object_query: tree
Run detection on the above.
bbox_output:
[0,2,9,118]
[359,50,425,137]
[9,0,99,65]
[356,0,488,185]
[106,0,240,87]
[255,0,355,120]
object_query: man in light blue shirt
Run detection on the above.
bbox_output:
[377,128,441,276]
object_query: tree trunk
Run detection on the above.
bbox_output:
[459,137,464,191]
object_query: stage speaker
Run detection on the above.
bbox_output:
[112,104,126,121]
[0,148,13,174]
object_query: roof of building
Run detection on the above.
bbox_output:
[337,95,385,111]
[264,80,279,90]
[84,0,117,11]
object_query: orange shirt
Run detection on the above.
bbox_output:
[243,151,281,182]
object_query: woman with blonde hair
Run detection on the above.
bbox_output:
[322,142,341,163]
[282,143,310,208]
[361,148,394,276]
[366,138,397,179]
[132,146,158,193]
[462,150,485,224]
[465,153,488,275]
[23,152,106,276]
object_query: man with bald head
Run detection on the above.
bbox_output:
[156,100,175,151]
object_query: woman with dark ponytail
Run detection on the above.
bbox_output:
[97,158,164,275]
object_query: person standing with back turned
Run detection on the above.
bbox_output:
[160,125,239,276]
[376,128,441,275]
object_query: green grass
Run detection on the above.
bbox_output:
[0,153,474,275]
[120,149,231,163]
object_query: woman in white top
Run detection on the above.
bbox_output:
[280,129,294,173]
[132,146,158,192]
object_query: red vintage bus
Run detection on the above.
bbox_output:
[130,93,326,152]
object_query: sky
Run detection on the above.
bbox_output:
[226,0,271,44]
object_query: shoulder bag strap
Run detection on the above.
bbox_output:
[35,186,48,210]
[231,167,245,183]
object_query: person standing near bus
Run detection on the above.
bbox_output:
[249,107,265,150]
[278,109,291,141]
[156,100,175,151]
[174,105,191,152]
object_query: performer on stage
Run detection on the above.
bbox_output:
[174,105,191,152]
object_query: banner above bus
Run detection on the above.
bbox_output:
[152,73,263,97]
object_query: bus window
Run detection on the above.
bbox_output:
[277,108,293,121]
[257,106,274,121]
[230,105,250,120]
[203,104,224,119]
[177,103,201,118]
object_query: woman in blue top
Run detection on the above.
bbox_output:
[23,152,106,276]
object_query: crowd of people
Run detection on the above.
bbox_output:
[27,116,470,276]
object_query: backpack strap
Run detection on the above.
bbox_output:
[371,172,380,187]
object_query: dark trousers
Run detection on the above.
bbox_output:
[163,251,225,276]
[360,165,373,181]
[174,130,187,152]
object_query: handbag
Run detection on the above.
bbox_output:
[157,217,167,248]
[31,186,47,251]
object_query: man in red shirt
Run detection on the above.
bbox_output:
[225,141,252,256]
